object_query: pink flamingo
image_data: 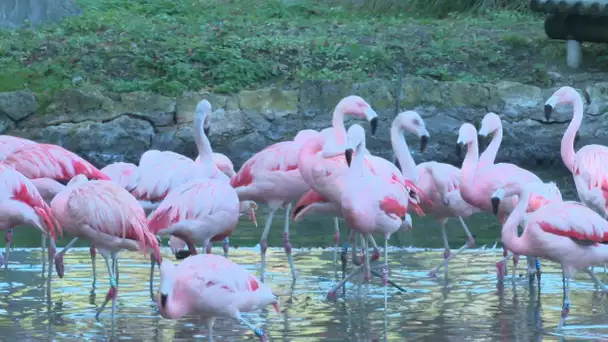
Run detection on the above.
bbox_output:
[50,176,161,318]
[491,183,608,329]
[326,124,408,297]
[456,123,548,279]
[383,111,482,277]
[157,254,279,342]
[230,129,323,281]
[0,135,36,161]
[0,164,60,269]
[545,86,608,218]
[2,142,109,270]
[477,112,504,169]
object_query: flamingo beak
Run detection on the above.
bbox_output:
[491,196,500,216]
[345,148,353,167]
[369,117,378,136]
[204,125,211,136]
[544,96,558,121]
[420,135,429,153]
[272,302,281,315]
[160,293,168,308]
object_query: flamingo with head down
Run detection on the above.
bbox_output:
[491,182,608,329]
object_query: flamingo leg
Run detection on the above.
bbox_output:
[259,209,277,282]
[54,237,79,278]
[205,317,215,342]
[586,268,608,292]
[526,256,542,287]
[496,252,513,281]
[327,264,365,299]
[558,273,571,330]
[237,314,267,342]
[96,251,118,319]
[41,232,47,275]
[366,235,380,262]
[4,227,13,270]
[149,252,159,298]
[283,202,296,281]
[333,217,340,265]
[340,229,356,277]
[222,237,230,258]
[363,234,371,282]
[90,244,97,284]
[429,218,471,277]
[47,236,56,281]
[382,237,389,287]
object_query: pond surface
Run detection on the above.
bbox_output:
[1,248,608,341]
[1,167,608,341]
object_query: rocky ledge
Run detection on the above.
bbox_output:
[1,78,607,169]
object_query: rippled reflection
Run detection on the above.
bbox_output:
[1,247,608,340]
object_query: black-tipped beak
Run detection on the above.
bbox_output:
[204,125,211,136]
[491,197,500,216]
[345,148,353,167]
[457,142,466,159]
[420,135,429,153]
[161,293,168,308]
[370,117,378,136]
[544,104,553,121]
[175,250,191,260]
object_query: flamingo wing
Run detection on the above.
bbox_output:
[231,141,300,188]
[101,162,140,192]
[65,180,160,260]
[4,143,109,181]
[0,135,36,161]
[574,145,608,201]
[133,150,195,201]
[536,202,608,243]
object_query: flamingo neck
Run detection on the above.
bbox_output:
[480,127,503,167]
[194,116,214,176]
[331,107,347,146]
[459,139,479,201]
[561,94,584,172]
[501,189,530,255]
[391,124,418,183]
[351,141,367,176]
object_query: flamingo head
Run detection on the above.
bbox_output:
[478,112,501,138]
[67,174,89,188]
[394,111,430,153]
[456,123,477,149]
[337,95,378,136]
[195,99,212,136]
[544,86,588,121]
[345,124,366,167]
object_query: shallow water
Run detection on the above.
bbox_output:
[1,247,608,341]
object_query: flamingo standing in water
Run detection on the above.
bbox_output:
[544,86,608,218]
[456,123,553,280]
[0,164,60,268]
[157,254,279,342]
[386,111,481,277]
[230,129,321,281]
[2,142,109,270]
[327,124,408,297]
[50,175,161,318]
[491,183,608,329]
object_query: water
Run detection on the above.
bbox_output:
[2,167,608,340]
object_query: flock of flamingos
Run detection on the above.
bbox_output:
[0,85,607,340]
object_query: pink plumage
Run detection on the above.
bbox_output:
[157,254,279,341]
[0,135,36,161]
[50,180,160,262]
[0,163,60,239]
[101,162,140,192]
[4,143,110,181]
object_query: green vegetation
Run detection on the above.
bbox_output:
[0,0,606,104]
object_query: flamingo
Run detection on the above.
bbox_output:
[544,86,608,218]
[491,183,608,329]
[2,142,109,270]
[0,164,60,269]
[230,129,323,281]
[326,124,407,298]
[385,111,482,277]
[157,254,279,342]
[456,123,551,280]
[50,175,161,318]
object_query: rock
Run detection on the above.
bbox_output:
[21,86,118,127]
[0,90,39,121]
[0,0,82,28]
[18,115,154,166]
[237,88,298,120]
[4,78,608,170]
[118,91,175,126]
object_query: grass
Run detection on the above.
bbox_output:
[0,0,607,105]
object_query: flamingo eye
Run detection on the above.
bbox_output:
[412,119,420,126]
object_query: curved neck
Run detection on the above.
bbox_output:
[459,139,479,200]
[391,124,418,183]
[351,142,366,175]
[331,107,347,146]
[561,95,584,172]
[194,115,214,176]
[479,127,503,167]
[501,190,529,255]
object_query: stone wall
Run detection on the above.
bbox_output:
[1,78,607,169]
